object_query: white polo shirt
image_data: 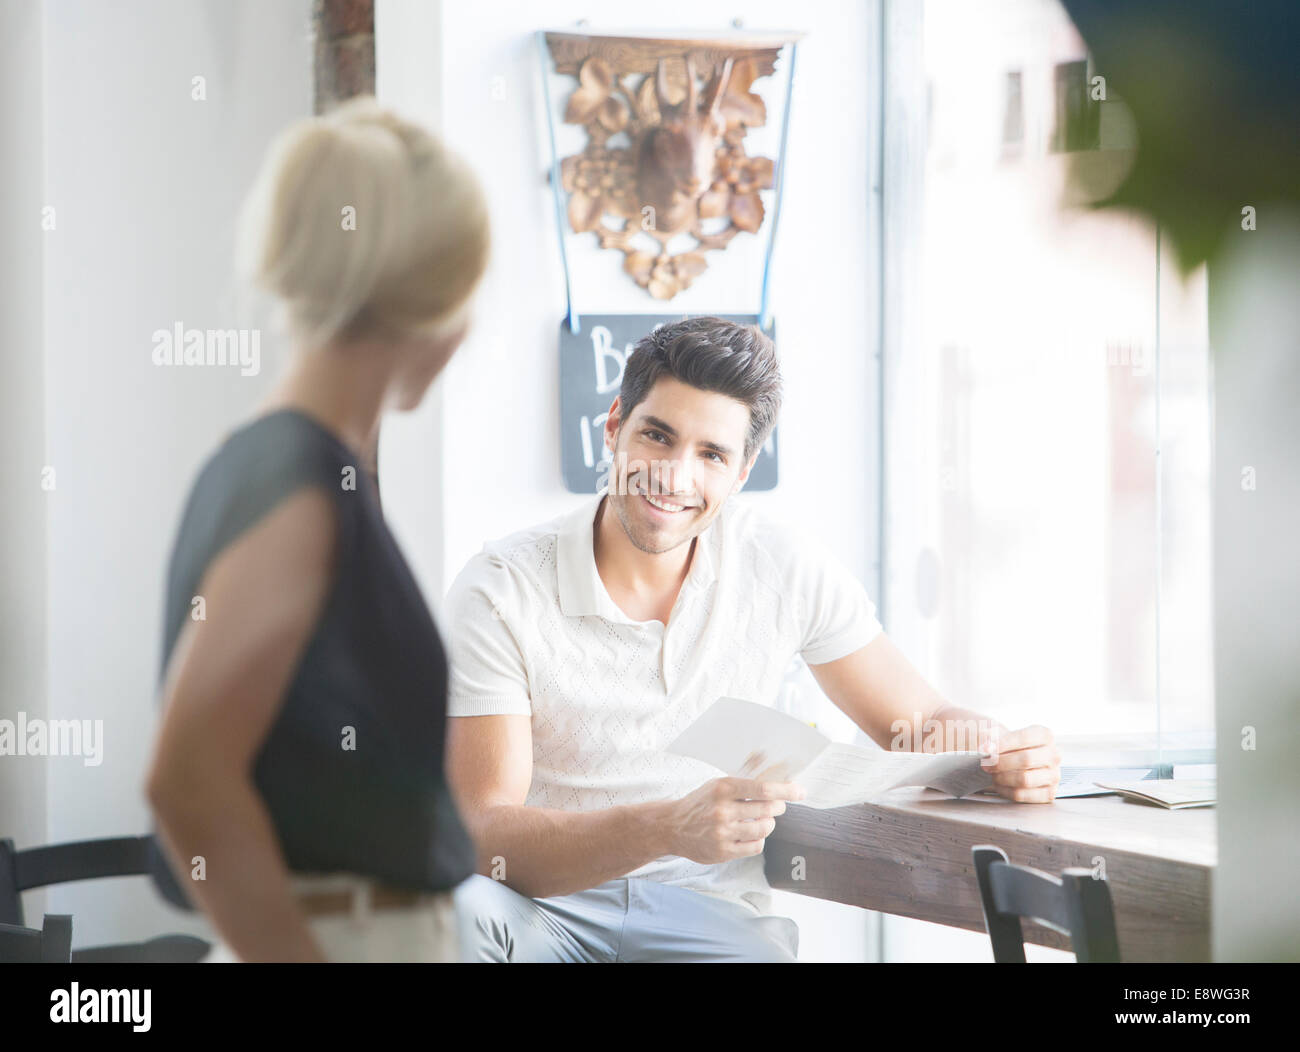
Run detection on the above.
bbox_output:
[442,493,883,916]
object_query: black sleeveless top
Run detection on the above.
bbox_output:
[148,409,476,909]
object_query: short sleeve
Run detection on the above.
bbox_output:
[795,541,884,666]
[441,555,533,717]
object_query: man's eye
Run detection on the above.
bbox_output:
[704,451,724,464]
[645,430,667,443]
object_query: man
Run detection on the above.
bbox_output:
[443,316,1061,962]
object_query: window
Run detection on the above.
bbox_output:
[885,0,1214,767]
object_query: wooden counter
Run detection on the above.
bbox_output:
[763,788,1215,961]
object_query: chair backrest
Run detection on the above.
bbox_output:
[0,914,73,963]
[0,835,153,925]
[972,845,1120,962]
[0,835,209,962]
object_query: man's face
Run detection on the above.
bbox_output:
[604,376,755,555]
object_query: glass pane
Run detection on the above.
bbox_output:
[915,0,1213,752]
[1155,238,1214,757]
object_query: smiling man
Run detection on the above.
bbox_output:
[443,316,1061,963]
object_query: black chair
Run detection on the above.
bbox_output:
[0,836,209,963]
[972,845,1121,962]
[0,914,72,962]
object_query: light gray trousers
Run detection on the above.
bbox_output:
[452,874,800,963]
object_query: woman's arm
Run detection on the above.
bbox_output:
[145,486,340,962]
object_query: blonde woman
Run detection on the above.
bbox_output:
[144,97,490,962]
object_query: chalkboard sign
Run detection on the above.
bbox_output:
[559,314,779,494]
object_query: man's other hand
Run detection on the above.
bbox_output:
[981,725,1062,803]
[666,777,806,863]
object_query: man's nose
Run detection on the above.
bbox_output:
[657,455,694,496]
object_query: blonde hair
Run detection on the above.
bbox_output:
[236,96,490,347]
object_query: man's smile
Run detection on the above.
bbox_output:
[642,492,701,517]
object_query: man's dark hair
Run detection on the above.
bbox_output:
[619,317,782,463]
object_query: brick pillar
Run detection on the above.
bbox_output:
[313,0,375,114]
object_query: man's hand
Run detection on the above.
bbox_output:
[665,777,806,863]
[980,725,1061,803]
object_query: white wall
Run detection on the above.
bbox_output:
[378,0,884,962]
[435,2,882,601]
[36,0,313,945]
[0,0,50,924]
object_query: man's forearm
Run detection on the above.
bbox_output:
[464,799,674,899]
[920,704,1009,752]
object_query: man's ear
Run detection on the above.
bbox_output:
[733,452,759,493]
[602,396,622,456]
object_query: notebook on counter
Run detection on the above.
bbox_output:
[1052,768,1157,798]
[1093,778,1217,809]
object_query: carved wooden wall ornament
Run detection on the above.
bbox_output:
[544,31,800,300]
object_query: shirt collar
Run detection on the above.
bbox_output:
[556,491,719,621]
